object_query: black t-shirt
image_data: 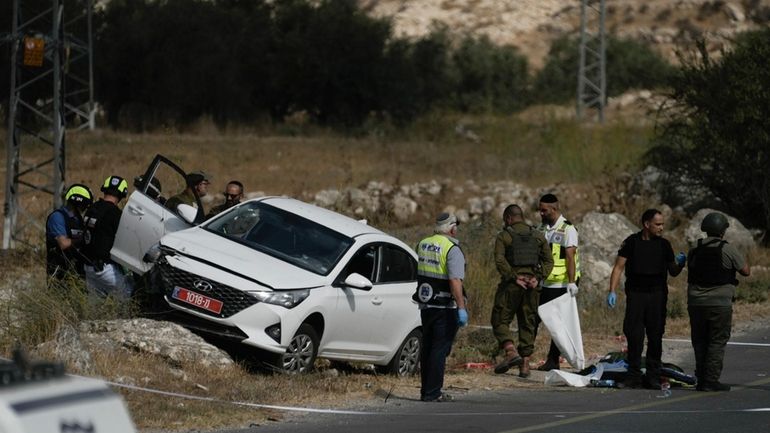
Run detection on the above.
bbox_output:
[618,232,675,291]
[82,199,123,263]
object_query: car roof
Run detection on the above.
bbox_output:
[255,196,385,239]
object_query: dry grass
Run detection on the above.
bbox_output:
[0,114,651,240]
[2,116,769,432]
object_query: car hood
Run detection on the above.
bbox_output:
[159,227,329,290]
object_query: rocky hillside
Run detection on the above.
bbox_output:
[361,0,770,68]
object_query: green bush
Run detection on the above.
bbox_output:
[648,29,770,243]
[735,280,769,304]
[533,35,675,105]
[450,35,530,113]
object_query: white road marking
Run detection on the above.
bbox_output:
[663,338,770,347]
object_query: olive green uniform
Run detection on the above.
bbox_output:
[687,236,745,385]
[491,222,554,356]
[165,189,197,213]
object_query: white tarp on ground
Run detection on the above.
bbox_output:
[538,293,585,370]
[544,363,604,387]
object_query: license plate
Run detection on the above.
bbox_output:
[172,286,223,314]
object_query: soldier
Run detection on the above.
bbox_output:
[492,205,554,377]
[687,212,750,392]
[165,170,210,214]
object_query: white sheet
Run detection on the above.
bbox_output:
[537,292,585,370]
[544,363,604,387]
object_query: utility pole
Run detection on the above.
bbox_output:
[3,0,94,249]
[577,0,607,122]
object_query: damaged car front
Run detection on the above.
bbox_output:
[112,157,421,375]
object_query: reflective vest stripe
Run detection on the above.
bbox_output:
[417,234,455,279]
[543,221,580,286]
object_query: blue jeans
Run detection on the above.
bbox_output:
[420,308,459,400]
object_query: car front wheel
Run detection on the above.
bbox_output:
[381,328,421,376]
[277,324,319,374]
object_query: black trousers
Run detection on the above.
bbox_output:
[536,286,568,362]
[420,308,459,400]
[623,289,667,380]
[688,305,732,383]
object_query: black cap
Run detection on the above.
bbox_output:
[185,170,210,187]
[540,193,558,204]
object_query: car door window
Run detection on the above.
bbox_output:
[342,244,378,282]
[376,245,416,283]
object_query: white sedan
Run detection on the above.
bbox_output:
[111,155,422,375]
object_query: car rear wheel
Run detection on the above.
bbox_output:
[380,328,421,376]
[277,324,318,374]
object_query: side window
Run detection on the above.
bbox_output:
[135,159,186,207]
[343,244,378,282]
[133,156,205,224]
[377,245,416,283]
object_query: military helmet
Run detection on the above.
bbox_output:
[701,212,729,236]
[101,175,129,198]
[65,184,93,207]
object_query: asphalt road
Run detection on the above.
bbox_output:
[218,328,770,433]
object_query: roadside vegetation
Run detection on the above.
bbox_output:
[2,2,770,431]
[2,115,770,430]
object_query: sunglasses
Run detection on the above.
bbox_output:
[224,193,241,200]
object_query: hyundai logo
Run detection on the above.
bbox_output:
[193,280,213,292]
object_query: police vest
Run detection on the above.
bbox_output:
[504,225,540,267]
[542,220,580,286]
[83,199,120,263]
[413,234,460,307]
[45,208,84,277]
[687,238,738,287]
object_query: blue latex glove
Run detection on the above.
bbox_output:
[607,292,617,308]
[457,308,469,327]
[676,252,687,267]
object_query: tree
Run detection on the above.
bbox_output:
[533,35,674,104]
[647,29,770,243]
[450,35,529,113]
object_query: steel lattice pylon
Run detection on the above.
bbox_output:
[2,0,94,249]
[577,0,607,122]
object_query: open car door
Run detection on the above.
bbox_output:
[111,155,205,274]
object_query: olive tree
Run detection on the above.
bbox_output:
[648,29,770,243]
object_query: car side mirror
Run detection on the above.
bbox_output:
[176,204,197,224]
[343,273,373,290]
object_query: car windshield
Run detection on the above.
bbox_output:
[203,201,354,275]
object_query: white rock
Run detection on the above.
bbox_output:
[314,189,341,208]
[391,195,418,221]
[724,3,745,22]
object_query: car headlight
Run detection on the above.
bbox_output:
[251,289,310,309]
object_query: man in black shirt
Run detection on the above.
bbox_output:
[607,209,685,389]
[83,175,133,298]
[206,180,244,219]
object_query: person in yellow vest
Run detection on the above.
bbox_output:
[413,212,467,402]
[535,193,580,371]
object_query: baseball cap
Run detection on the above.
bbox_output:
[185,170,210,187]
